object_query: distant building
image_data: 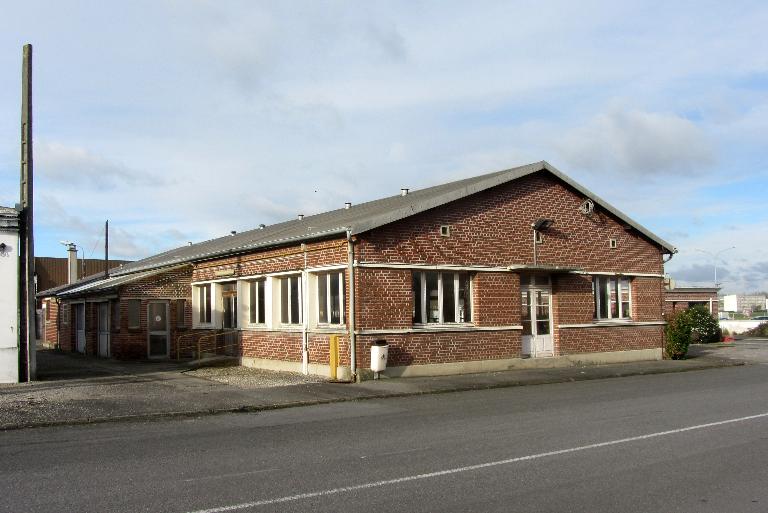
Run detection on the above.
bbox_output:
[721,294,767,316]
[37,251,131,349]
[664,285,719,317]
[0,206,20,383]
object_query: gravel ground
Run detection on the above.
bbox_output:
[185,366,327,388]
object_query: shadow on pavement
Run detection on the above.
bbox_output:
[35,349,190,381]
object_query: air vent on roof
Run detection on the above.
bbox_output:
[258,224,266,229]
[298,214,304,220]
[401,188,409,196]
[230,231,237,236]
[345,202,352,209]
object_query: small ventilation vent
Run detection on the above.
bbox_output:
[440,225,451,237]
[609,238,617,249]
[579,199,595,215]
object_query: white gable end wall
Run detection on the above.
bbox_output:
[0,227,19,383]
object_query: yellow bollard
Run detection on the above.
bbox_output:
[329,335,339,380]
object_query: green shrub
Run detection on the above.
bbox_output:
[687,305,721,343]
[744,322,768,337]
[666,310,693,359]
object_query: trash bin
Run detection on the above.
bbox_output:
[370,339,388,374]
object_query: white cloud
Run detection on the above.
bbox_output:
[557,108,716,177]
[37,141,156,188]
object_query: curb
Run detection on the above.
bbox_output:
[0,358,746,432]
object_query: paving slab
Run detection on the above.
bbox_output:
[0,347,747,431]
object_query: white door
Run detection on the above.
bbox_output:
[521,276,553,358]
[75,303,86,354]
[98,302,110,358]
[147,302,170,359]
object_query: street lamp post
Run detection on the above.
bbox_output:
[695,246,736,287]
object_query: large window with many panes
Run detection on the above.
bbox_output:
[248,279,266,325]
[280,275,302,325]
[317,271,344,325]
[593,276,631,320]
[412,271,472,324]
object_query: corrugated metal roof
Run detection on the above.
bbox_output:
[35,257,132,293]
[49,161,675,297]
[56,265,188,298]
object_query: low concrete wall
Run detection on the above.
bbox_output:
[720,320,764,335]
[380,348,663,379]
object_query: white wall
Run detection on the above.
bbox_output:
[0,229,19,383]
[719,320,763,335]
[722,295,738,312]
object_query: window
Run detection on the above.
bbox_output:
[127,299,141,329]
[220,282,237,329]
[412,271,472,324]
[317,271,344,325]
[248,279,266,324]
[196,284,212,324]
[176,299,186,328]
[280,275,302,325]
[593,276,631,320]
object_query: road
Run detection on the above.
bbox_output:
[2,344,767,513]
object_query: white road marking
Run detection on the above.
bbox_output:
[187,411,768,513]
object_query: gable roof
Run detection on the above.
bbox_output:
[70,161,675,287]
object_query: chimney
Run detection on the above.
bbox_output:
[344,202,352,209]
[66,243,78,284]
[401,188,409,196]
[298,214,304,220]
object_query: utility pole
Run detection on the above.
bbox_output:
[18,44,35,381]
[104,220,109,278]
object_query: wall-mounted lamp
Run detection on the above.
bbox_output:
[531,218,554,265]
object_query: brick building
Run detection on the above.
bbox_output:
[664,286,719,317]
[42,161,676,379]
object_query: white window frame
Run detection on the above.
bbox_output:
[279,274,303,326]
[316,271,345,326]
[413,271,473,325]
[193,283,213,327]
[593,276,632,320]
[246,278,267,326]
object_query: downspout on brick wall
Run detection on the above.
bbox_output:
[346,231,357,382]
[301,243,309,375]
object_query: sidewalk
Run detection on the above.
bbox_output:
[0,348,745,431]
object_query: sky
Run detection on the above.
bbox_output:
[0,1,766,294]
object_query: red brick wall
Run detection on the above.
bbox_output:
[559,325,663,354]
[355,268,412,329]
[42,299,59,347]
[356,332,521,368]
[191,240,347,282]
[472,272,520,326]
[356,173,664,275]
[664,290,719,317]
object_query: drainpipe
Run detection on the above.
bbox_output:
[532,228,538,266]
[301,243,309,375]
[346,230,357,382]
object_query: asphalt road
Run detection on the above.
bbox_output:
[2,346,768,512]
